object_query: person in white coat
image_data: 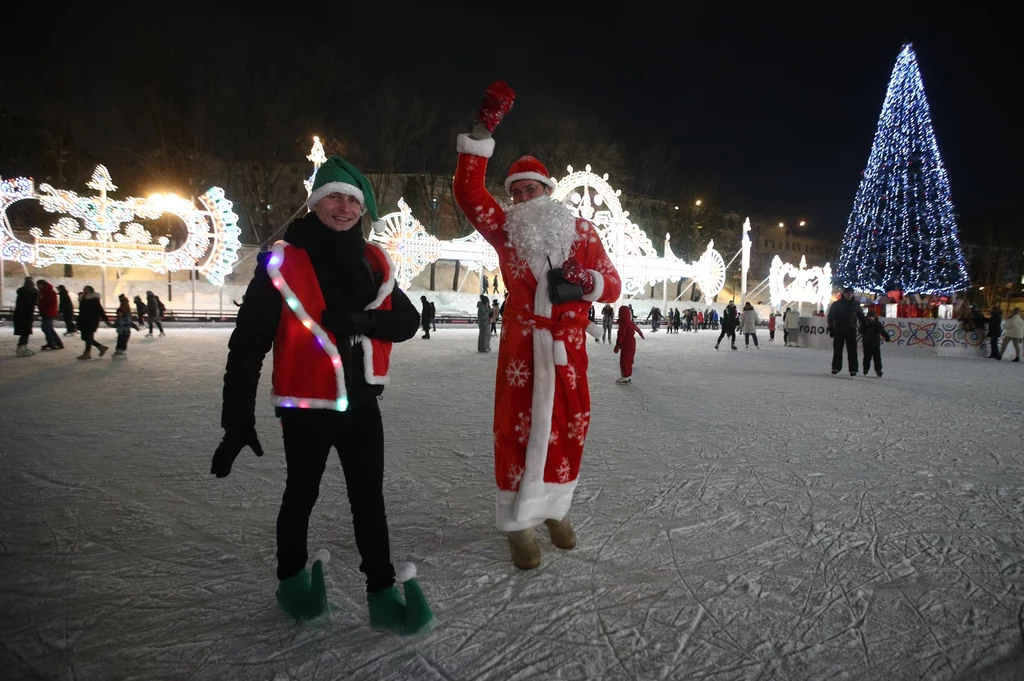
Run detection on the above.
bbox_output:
[783,307,800,346]
[740,302,759,348]
[1000,308,1023,362]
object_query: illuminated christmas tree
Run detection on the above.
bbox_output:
[835,44,970,295]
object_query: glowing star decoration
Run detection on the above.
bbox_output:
[552,164,726,301]
[0,166,241,285]
[304,136,328,198]
[769,255,833,310]
[370,198,444,290]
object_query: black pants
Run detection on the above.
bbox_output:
[989,336,1000,358]
[769,329,775,341]
[116,334,130,351]
[62,311,77,334]
[149,319,164,334]
[17,333,29,346]
[863,346,882,374]
[716,327,736,346]
[491,321,497,336]
[421,320,430,339]
[832,332,858,372]
[81,328,104,351]
[277,404,395,592]
[745,332,759,347]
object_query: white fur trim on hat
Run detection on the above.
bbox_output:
[307,181,366,210]
[457,133,495,159]
[504,172,557,194]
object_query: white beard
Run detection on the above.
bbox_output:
[505,196,580,272]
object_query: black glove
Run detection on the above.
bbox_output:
[211,426,264,478]
[321,309,377,337]
[827,327,833,337]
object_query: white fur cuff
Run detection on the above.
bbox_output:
[582,270,605,302]
[457,134,495,158]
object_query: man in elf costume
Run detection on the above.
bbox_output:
[213,156,433,635]
[454,82,622,569]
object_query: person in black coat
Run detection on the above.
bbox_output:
[827,287,867,375]
[987,307,1003,359]
[419,295,433,339]
[76,286,111,359]
[715,301,739,350]
[213,158,430,633]
[860,310,891,377]
[133,295,147,327]
[13,277,38,357]
[57,284,78,335]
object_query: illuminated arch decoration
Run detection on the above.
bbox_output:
[1,166,241,285]
[370,198,443,290]
[768,255,833,310]
[552,164,726,301]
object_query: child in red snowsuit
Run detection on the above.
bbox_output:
[613,305,644,384]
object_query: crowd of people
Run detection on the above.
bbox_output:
[13,278,168,359]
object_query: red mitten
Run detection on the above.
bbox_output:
[561,258,595,294]
[477,81,516,133]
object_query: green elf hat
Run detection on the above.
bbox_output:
[307,155,385,232]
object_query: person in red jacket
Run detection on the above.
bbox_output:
[36,280,64,350]
[613,305,644,384]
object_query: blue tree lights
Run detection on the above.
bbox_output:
[835,44,970,296]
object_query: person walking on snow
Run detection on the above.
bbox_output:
[860,310,891,376]
[112,294,141,358]
[145,291,165,337]
[715,301,739,350]
[767,312,776,342]
[76,286,111,359]
[57,285,77,336]
[613,305,644,384]
[783,306,800,346]
[740,302,759,348]
[987,307,1003,359]
[454,81,622,570]
[419,296,433,339]
[490,299,501,337]
[828,286,866,375]
[36,280,64,350]
[477,293,492,352]
[999,308,1023,362]
[213,156,433,634]
[601,303,615,343]
[13,277,38,357]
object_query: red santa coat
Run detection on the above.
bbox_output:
[454,134,622,531]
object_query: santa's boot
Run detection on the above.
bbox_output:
[276,559,328,622]
[544,517,577,550]
[367,565,434,636]
[508,528,541,570]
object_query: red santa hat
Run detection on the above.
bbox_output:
[505,155,557,194]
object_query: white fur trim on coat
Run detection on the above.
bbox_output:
[504,172,557,194]
[355,241,396,387]
[307,181,365,210]
[581,270,605,302]
[456,133,496,159]
[498,483,578,532]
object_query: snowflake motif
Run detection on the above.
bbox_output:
[565,364,578,390]
[567,411,591,443]
[508,255,529,280]
[556,457,573,483]
[506,359,531,387]
[507,464,524,491]
[515,411,531,444]
[500,324,508,341]
[566,327,585,350]
[548,429,559,445]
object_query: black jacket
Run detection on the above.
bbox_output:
[77,293,108,333]
[13,286,38,336]
[720,305,739,330]
[57,288,76,318]
[221,214,420,429]
[860,318,891,348]
[828,297,866,335]
[987,310,1003,338]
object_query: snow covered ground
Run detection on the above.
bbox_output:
[1,326,1023,681]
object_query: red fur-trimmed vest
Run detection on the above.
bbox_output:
[265,239,395,412]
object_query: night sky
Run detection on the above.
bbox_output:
[7,3,1019,239]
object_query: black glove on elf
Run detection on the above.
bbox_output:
[211,426,265,478]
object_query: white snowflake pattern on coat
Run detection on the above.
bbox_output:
[506,358,531,387]
[556,457,573,483]
[565,364,578,390]
[567,411,591,443]
[548,429,559,445]
[507,463,524,491]
[508,255,529,280]
[515,411,531,444]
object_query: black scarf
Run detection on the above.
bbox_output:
[284,213,379,314]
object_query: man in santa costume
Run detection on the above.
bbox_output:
[454,82,622,569]
[212,156,433,634]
